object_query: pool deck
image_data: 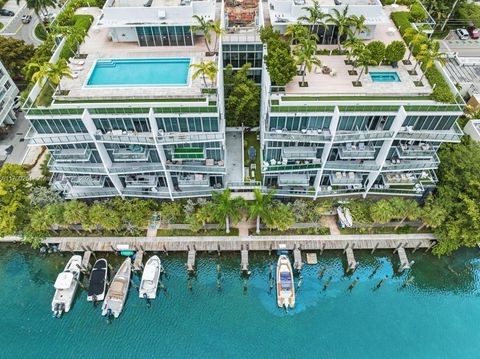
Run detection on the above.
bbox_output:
[58,18,215,101]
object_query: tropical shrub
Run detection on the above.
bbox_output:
[384,41,406,64]
[366,41,386,65]
[409,3,428,23]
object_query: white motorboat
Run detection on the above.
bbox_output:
[51,255,82,317]
[276,255,295,309]
[337,207,347,228]
[344,207,353,228]
[102,258,131,319]
[87,259,108,302]
[139,256,161,300]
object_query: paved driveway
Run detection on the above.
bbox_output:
[441,31,480,57]
[0,111,30,165]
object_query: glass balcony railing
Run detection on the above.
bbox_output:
[396,123,463,143]
[281,147,319,159]
[329,173,364,185]
[157,132,224,144]
[112,148,150,162]
[382,153,440,171]
[124,175,157,187]
[334,130,394,143]
[26,127,92,145]
[263,130,331,143]
[324,161,380,171]
[52,148,92,162]
[122,188,171,198]
[263,163,322,172]
[95,132,155,145]
[177,178,210,186]
[338,145,376,159]
[65,188,119,199]
[166,164,226,173]
[172,188,223,197]
[48,158,107,174]
[109,163,164,174]
[396,146,436,159]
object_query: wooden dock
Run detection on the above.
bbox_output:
[187,249,196,272]
[344,248,358,272]
[293,248,303,271]
[241,246,249,272]
[81,251,92,272]
[133,250,144,271]
[397,247,412,271]
[49,234,436,253]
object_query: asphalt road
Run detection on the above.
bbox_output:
[0,111,30,165]
[440,30,480,57]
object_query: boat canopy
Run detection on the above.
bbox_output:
[280,271,292,289]
[54,272,74,289]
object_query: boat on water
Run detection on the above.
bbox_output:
[87,259,108,302]
[139,256,161,300]
[344,207,353,228]
[337,207,347,228]
[276,255,295,309]
[51,255,82,317]
[102,258,131,319]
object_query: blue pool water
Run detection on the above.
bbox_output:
[2,245,480,358]
[86,58,190,87]
[370,71,401,82]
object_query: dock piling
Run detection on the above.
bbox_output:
[412,241,422,253]
[320,243,325,255]
[217,244,221,256]
[163,244,168,256]
[371,242,379,254]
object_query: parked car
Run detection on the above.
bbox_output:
[41,12,55,22]
[0,9,15,16]
[21,15,32,24]
[467,26,479,40]
[456,28,470,40]
[4,145,13,155]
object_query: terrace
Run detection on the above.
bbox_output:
[56,25,217,102]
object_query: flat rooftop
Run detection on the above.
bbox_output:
[57,26,215,102]
[282,17,432,97]
[444,59,480,89]
[105,0,208,7]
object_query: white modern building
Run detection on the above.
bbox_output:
[0,61,19,128]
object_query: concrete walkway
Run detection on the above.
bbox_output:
[322,215,340,235]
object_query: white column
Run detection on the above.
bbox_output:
[364,106,407,196]
[82,109,123,196]
[314,106,340,199]
[149,108,174,200]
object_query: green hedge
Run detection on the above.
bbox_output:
[390,11,455,104]
[457,3,480,28]
[59,15,94,59]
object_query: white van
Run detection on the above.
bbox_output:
[456,28,469,40]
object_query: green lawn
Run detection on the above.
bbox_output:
[252,227,330,236]
[34,24,48,41]
[243,131,262,182]
[157,228,239,236]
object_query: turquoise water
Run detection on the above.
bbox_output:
[370,72,401,82]
[86,58,190,87]
[2,245,480,358]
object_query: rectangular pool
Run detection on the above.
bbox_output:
[370,72,401,82]
[86,58,190,87]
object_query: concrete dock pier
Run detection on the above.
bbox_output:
[133,250,144,271]
[397,247,412,271]
[187,249,196,272]
[81,251,92,272]
[345,248,358,272]
[241,246,249,272]
[293,248,303,271]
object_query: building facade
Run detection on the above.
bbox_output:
[0,62,19,128]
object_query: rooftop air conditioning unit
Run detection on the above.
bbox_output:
[158,10,166,19]
[334,0,342,4]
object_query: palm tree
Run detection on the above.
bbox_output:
[248,189,275,234]
[30,59,73,92]
[416,42,447,84]
[370,199,395,224]
[211,19,225,54]
[294,38,321,86]
[299,0,327,37]
[190,60,218,88]
[353,47,377,85]
[404,28,427,63]
[417,194,446,231]
[212,188,244,233]
[326,5,353,50]
[285,22,310,44]
[343,37,364,69]
[191,15,213,54]
[349,14,368,38]
[393,199,421,230]
[51,25,88,56]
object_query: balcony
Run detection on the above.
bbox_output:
[329,172,364,186]
[112,146,150,162]
[324,161,380,171]
[122,188,171,199]
[157,131,224,144]
[333,130,394,143]
[51,148,92,163]
[281,147,319,160]
[95,130,155,145]
[109,162,164,174]
[172,188,222,198]
[177,175,210,187]
[264,129,331,143]
[396,123,463,143]
[166,163,226,173]
[268,188,317,197]
[369,185,424,196]
[26,127,92,145]
[278,174,310,186]
[48,158,107,174]
[338,144,376,159]
[396,144,436,159]
[263,162,322,173]
[382,153,440,171]
[124,174,157,188]
[65,187,119,199]
[172,148,205,160]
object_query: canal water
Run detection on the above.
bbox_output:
[1,245,479,358]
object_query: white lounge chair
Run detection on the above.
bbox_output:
[70,58,85,66]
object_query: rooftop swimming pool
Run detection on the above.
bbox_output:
[86,58,190,87]
[370,72,401,82]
